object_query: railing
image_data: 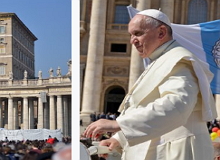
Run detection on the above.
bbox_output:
[0,81,7,85]
[107,24,128,30]
[0,76,71,88]
[28,79,38,85]
[11,80,23,86]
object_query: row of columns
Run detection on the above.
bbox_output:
[80,0,147,123]
[0,95,71,136]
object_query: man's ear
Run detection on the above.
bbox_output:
[158,25,166,39]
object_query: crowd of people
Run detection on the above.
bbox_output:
[90,112,119,123]
[0,136,71,160]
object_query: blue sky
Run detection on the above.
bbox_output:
[1,0,79,155]
[0,0,72,78]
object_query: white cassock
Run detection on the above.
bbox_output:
[112,40,217,160]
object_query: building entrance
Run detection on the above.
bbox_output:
[104,86,125,116]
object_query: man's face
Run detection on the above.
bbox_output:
[128,15,161,58]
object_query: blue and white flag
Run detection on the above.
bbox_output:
[127,6,220,94]
[172,21,220,94]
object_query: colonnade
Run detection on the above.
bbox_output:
[0,95,71,136]
[80,0,148,124]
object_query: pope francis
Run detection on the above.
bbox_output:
[83,9,217,160]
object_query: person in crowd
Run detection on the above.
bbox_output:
[207,119,220,133]
[36,143,55,160]
[106,112,113,120]
[83,9,217,160]
[99,112,106,119]
[96,113,100,121]
[212,119,220,128]
[90,112,97,123]
[22,151,39,160]
[4,137,8,142]
[3,146,16,160]
[61,137,71,144]
[14,142,26,160]
[109,113,117,120]
[46,135,55,145]
[0,145,10,160]
[30,140,42,154]
[41,143,54,153]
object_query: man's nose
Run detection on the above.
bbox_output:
[130,35,137,44]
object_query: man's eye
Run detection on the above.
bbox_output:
[130,32,144,38]
[135,32,143,36]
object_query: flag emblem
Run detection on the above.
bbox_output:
[212,39,220,68]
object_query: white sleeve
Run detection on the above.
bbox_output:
[111,131,127,148]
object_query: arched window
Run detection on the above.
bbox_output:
[188,0,207,24]
[104,86,125,115]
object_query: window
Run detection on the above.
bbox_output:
[0,20,7,25]
[0,26,5,34]
[0,65,5,75]
[0,38,4,43]
[114,5,129,24]
[0,45,5,54]
[111,44,127,52]
[188,0,207,24]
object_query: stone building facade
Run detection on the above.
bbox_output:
[0,12,72,136]
[80,0,220,124]
[0,12,37,80]
[0,73,72,136]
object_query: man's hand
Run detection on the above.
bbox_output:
[98,138,120,159]
[83,119,121,139]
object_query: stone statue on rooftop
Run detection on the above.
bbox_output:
[66,59,72,76]
[38,70,42,79]
[49,68,53,78]
[24,70,27,80]
[9,71,13,80]
[56,67,61,77]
